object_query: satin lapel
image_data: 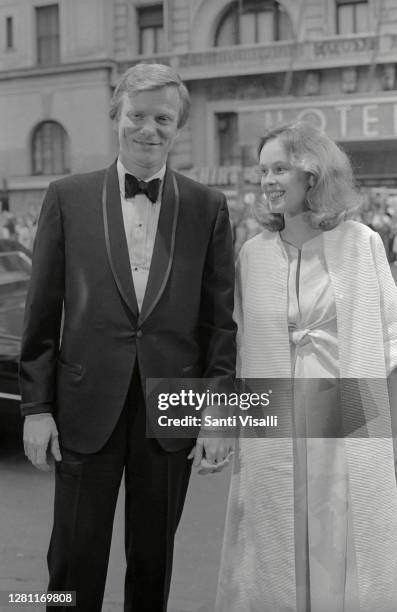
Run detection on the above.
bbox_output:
[102,162,139,319]
[139,168,179,326]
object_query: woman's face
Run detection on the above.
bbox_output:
[259,137,310,218]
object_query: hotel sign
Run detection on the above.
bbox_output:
[239,97,397,144]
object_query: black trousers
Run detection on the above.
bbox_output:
[47,367,192,612]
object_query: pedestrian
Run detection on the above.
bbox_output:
[20,62,236,612]
[215,121,397,612]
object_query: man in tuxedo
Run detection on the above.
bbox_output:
[20,63,236,611]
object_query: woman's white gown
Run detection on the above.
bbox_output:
[216,235,361,612]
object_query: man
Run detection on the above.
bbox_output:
[20,63,236,612]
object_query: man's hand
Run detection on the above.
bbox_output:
[188,436,235,474]
[23,414,62,471]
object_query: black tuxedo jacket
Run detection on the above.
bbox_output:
[19,162,236,453]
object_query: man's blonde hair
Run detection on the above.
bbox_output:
[109,63,191,128]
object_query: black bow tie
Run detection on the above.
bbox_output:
[124,173,161,203]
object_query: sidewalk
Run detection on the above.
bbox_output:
[104,468,231,612]
[0,438,231,612]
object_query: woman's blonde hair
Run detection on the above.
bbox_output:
[254,121,361,231]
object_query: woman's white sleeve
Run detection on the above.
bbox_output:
[372,231,397,374]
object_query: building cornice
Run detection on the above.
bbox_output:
[116,33,397,82]
[0,59,117,81]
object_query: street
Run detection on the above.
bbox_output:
[0,432,231,612]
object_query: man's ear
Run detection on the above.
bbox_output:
[307,174,314,189]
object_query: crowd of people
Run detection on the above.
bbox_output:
[231,186,397,261]
[2,188,397,263]
[0,210,38,251]
[360,189,397,262]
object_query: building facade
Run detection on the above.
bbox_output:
[1,0,397,216]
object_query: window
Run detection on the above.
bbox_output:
[217,113,240,166]
[32,121,70,175]
[137,5,164,55]
[215,0,293,47]
[36,4,60,65]
[336,0,369,34]
[6,17,13,49]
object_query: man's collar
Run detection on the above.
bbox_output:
[117,158,166,197]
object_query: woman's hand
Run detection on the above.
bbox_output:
[188,436,235,474]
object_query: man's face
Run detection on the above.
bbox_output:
[114,87,181,178]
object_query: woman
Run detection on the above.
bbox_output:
[215,122,397,612]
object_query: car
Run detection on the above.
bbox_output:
[0,237,31,257]
[0,249,31,438]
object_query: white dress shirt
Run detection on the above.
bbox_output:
[117,158,165,311]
